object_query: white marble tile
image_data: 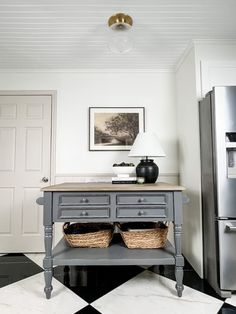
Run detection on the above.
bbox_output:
[92,270,223,314]
[25,253,44,268]
[0,272,88,314]
[225,292,236,307]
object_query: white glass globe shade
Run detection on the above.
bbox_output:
[108,30,134,54]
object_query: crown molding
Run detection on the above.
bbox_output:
[175,39,236,72]
[175,41,195,72]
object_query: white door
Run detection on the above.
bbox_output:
[0,95,52,252]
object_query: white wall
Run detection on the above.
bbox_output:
[0,70,178,179]
[195,43,236,97]
[176,42,236,278]
[176,47,204,276]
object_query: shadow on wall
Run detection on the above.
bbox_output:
[182,190,203,277]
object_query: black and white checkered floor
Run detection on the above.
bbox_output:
[0,253,236,314]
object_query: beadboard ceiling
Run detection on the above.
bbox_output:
[1,0,236,70]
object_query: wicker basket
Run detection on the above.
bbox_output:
[119,222,168,249]
[63,222,113,248]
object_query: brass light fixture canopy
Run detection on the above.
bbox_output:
[108,13,133,30]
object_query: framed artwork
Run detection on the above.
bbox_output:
[89,107,145,151]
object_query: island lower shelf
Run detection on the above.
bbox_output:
[52,238,176,266]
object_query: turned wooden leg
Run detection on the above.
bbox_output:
[174,224,184,297]
[43,224,53,299]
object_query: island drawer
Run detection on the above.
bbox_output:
[56,207,110,220]
[116,207,169,219]
[56,193,110,206]
[116,193,169,205]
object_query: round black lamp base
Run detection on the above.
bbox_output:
[136,159,159,183]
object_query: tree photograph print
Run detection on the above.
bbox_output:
[89,107,145,151]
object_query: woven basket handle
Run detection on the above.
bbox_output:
[63,222,70,232]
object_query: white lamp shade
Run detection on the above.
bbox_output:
[128,132,166,157]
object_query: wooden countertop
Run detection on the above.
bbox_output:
[42,182,185,192]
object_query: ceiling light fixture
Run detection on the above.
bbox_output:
[108,13,134,54]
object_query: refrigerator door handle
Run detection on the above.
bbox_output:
[225,223,236,232]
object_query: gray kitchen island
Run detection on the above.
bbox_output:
[38,182,185,299]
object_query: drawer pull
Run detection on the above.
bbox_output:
[138,210,146,216]
[138,198,146,203]
[80,211,88,216]
[80,198,89,203]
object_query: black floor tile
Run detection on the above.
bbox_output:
[0,253,26,263]
[0,253,43,288]
[149,264,175,280]
[218,303,236,313]
[74,305,102,314]
[148,258,197,281]
[183,269,224,300]
[53,264,144,303]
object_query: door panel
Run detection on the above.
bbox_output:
[0,188,14,234]
[0,95,52,252]
[22,188,41,234]
[0,127,16,171]
[218,220,236,290]
[0,103,17,119]
[25,127,43,171]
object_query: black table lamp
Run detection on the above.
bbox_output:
[128,132,166,183]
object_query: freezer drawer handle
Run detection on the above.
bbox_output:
[225,223,236,232]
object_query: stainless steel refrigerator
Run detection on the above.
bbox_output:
[199,86,236,298]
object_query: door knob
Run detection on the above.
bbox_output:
[138,210,145,216]
[81,211,88,216]
[42,177,49,183]
[138,198,146,203]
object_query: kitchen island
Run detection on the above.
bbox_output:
[38,182,185,299]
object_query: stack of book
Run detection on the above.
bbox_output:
[112,174,137,184]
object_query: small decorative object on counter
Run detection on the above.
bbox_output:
[137,177,145,184]
[63,222,113,248]
[112,162,137,184]
[119,222,168,249]
[112,162,135,176]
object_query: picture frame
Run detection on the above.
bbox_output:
[89,107,145,151]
